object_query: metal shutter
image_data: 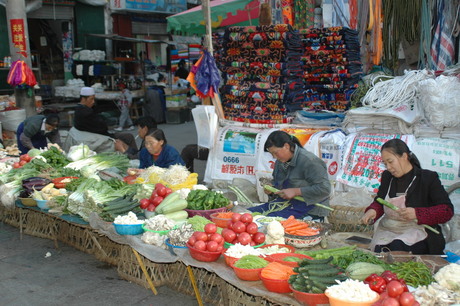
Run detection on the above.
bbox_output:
[132,21,167,35]
[27,5,74,19]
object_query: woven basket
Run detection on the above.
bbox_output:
[328,205,374,233]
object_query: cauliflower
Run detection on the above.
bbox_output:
[265,220,285,244]
[434,263,460,293]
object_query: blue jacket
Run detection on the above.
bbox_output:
[139,144,185,169]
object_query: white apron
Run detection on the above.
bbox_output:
[370,177,427,251]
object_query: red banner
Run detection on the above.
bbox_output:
[10,19,27,57]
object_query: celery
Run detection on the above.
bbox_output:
[263,185,334,211]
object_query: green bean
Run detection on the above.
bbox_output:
[389,261,434,287]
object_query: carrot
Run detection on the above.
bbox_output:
[291,228,319,236]
[261,262,296,280]
[215,212,233,218]
[284,223,308,232]
[281,215,296,227]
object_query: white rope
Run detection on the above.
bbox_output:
[361,70,433,110]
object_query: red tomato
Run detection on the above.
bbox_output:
[398,292,415,306]
[216,245,223,253]
[240,213,253,224]
[139,198,150,209]
[237,232,251,245]
[382,297,400,306]
[155,183,166,190]
[12,162,21,169]
[231,213,241,223]
[387,280,405,298]
[151,196,164,206]
[210,233,223,245]
[231,238,239,245]
[232,221,246,233]
[194,231,208,242]
[19,160,27,166]
[165,188,173,195]
[146,204,156,212]
[246,222,258,234]
[20,154,31,162]
[204,223,217,234]
[206,241,218,252]
[188,236,196,246]
[194,240,206,251]
[249,241,256,246]
[221,229,236,243]
[150,191,158,200]
[156,185,167,197]
[252,232,266,245]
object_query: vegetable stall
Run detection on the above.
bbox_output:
[0,145,458,306]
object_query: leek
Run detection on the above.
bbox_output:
[263,185,334,211]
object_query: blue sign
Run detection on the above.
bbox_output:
[125,0,187,14]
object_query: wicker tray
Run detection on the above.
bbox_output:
[328,205,374,233]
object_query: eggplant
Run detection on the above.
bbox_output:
[21,177,52,196]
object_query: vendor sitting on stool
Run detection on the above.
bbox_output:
[16,113,61,154]
[248,130,331,220]
[65,87,137,153]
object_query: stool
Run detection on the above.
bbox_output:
[130,99,143,120]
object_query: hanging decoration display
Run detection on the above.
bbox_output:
[7,60,37,88]
[187,50,220,98]
[289,27,362,112]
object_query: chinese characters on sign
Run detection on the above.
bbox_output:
[10,19,27,57]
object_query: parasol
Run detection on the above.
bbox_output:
[167,0,260,36]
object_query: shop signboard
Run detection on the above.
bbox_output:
[412,138,460,190]
[110,0,187,14]
[9,19,27,57]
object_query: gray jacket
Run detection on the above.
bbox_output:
[273,146,331,216]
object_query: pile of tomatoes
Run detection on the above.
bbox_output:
[139,183,173,212]
[187,223,225,253]
[12,154,32,169]
[366,271,418,306]
[221,213,265,246]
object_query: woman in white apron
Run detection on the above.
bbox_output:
[362,139,454,255]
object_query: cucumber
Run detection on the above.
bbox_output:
[299,256,333,266]
[307,267,341,277]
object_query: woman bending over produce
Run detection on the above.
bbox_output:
[136,129,185,170]
[361,139,453,255]
[248,130,331,220]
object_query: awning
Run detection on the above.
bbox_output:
[85,33,174,45]
[167,0,260,36]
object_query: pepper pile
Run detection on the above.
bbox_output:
[186,189,229,210]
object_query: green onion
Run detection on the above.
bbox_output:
[376,197,440,234]
[263,185,334,211]
[229,185,252,205]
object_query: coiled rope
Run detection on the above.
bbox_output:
[361,69,432,109]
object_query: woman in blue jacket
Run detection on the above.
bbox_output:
[138,129,184,169]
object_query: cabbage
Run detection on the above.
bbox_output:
[67,144,95,162]
[28,148,41,158]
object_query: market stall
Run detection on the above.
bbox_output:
[0,140,458,305]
